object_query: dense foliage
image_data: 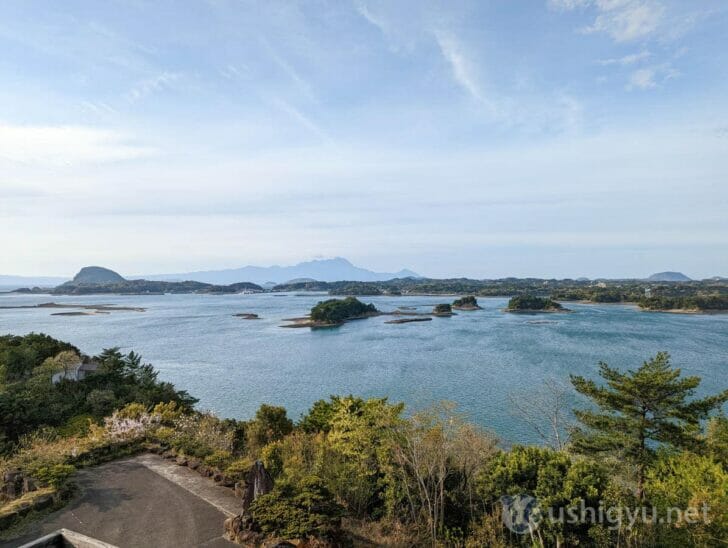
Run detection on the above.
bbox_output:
[0,334,197,452]
[309,297,378,324]
[638,295,728,311]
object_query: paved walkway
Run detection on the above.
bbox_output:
[3,455,241,548]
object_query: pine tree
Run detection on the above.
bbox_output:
[570,352,728,499]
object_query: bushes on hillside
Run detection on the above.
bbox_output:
[249,476,344,540]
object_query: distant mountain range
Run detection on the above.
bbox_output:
[0,263,716,290]
[0,275,68,288]
[137,257,421,285]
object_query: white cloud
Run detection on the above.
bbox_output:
[627,63,679,90]
[0,124,152,166]
[585,1,664,42]
[598,50,651,65]
[548,0,591,9]
[629,67,657,88]
[433,31,482,102]
[432,30,501,117]
[552,0,665,42]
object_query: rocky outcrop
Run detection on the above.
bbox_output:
[240,461,274,512]
[432,303,454,316]
[224,461,274,545]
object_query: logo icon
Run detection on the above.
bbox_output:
[500,494,542,534]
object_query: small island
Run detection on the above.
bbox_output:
[452,295,482,310]
[234,313,260,320]
[432,303,454,317]
[385,317,432,324]
[281,297,379,328]
[505,295,569,313]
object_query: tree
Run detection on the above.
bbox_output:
[508,378,573,450]
[705,414,728,467]
[392,402,497,542]
[570,352,728,499]
[646,451,728,546]
[247,404,294,450]
[321,396,404,518]
[298,396,348,433]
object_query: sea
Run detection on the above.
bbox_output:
[1,292,727,445]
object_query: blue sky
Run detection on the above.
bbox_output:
[1,0,727,278]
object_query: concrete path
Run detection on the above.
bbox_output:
[2,455,241,548]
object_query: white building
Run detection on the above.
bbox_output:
[51,361,99,384]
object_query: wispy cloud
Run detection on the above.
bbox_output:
[260,39,317,103]
[432,30,498,115]
[270,98,329,141]
[598,50,651,65]
[125,72,182,104]
[551,0,665,42]
[584,1,664,42]
[627,63,679,90]
[80,100,120,116]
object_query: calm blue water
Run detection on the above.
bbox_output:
[1,292,727,445]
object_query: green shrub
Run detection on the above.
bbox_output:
[203,449,233,470]
[116,402,147,420]
[224,457,254,481]
[152,401,185,425]
[171,435,213,458]
[249,476,344,540]
[33,464,76,488]
[57,415,96,438]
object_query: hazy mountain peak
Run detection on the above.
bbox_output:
[71,266,126,284]
[647,271,691,282]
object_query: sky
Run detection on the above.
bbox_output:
[1,0,727,279]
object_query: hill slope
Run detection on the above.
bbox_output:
[72,266,126,284]
[647,271,691,282]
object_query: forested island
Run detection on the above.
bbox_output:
[281,297,379,328]
[506,295,567,312]
[1,333,726,546]
[452,295,482,310]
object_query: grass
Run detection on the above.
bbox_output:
[0,486,56,517]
